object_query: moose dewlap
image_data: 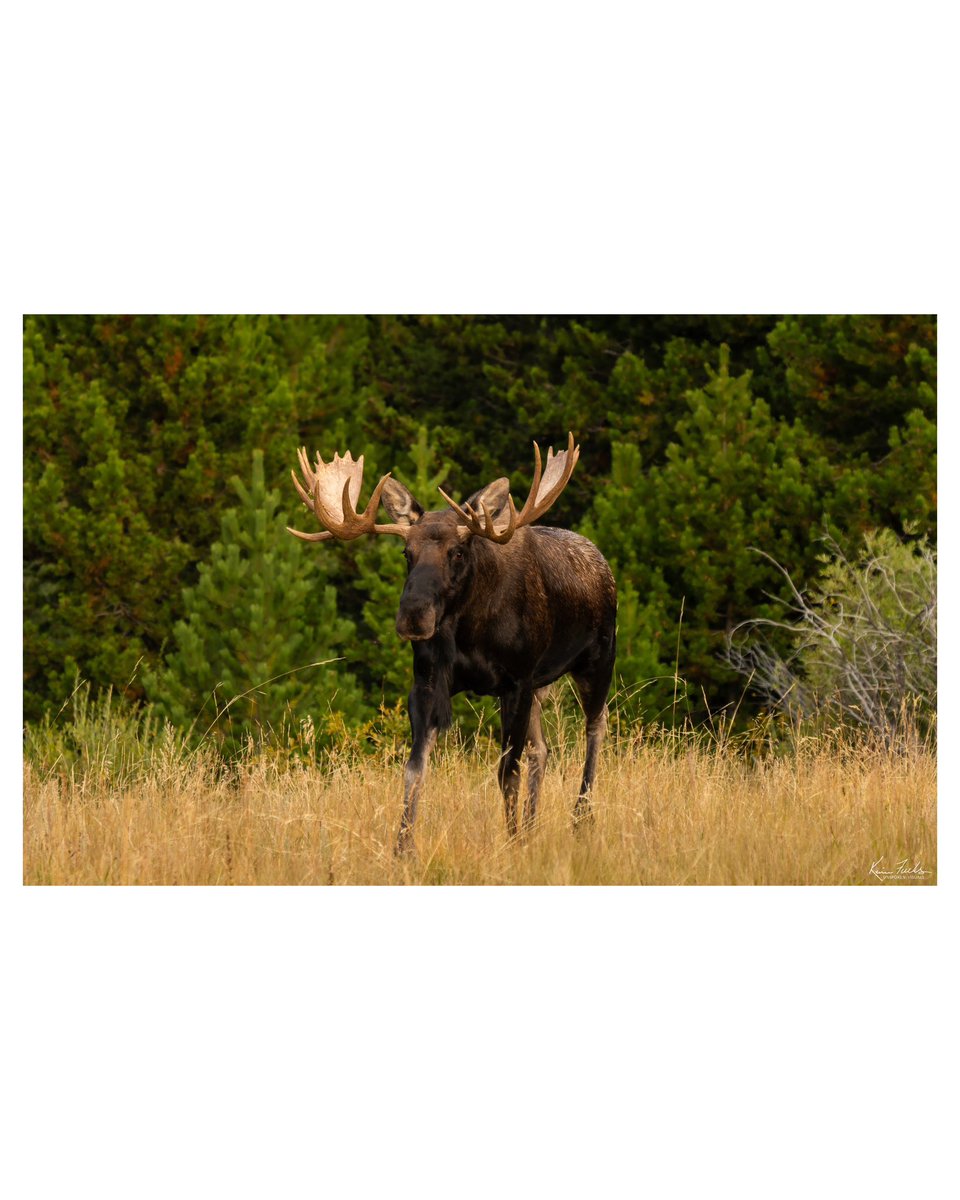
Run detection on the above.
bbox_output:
[288,434,617,852]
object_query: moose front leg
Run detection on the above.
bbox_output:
[396,686,438,855]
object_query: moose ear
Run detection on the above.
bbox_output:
[464,477,512,522]
[381,478,424,526]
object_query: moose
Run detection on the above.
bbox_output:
[288,433,617,851]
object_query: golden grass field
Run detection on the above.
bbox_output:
[23,726,937,885]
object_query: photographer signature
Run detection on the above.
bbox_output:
[869,857,932,881]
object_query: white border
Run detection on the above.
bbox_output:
[7,2,953,1197]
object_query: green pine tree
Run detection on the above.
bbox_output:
[23,320,192,718]
[23,315,936,734]
[760,315,936,459]
[578,441,675,723]
[23,314,376,719]
[584,348,839,724]
[144,451,362,752]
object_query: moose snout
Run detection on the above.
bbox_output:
[397,572,441,641]
[396,606,437,641]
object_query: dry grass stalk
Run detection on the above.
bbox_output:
[23,732,936,885]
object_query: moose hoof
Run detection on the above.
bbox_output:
[572,802,595,832]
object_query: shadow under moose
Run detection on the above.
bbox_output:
[288,433,617,853]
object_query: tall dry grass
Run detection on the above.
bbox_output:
[23,723,936,885]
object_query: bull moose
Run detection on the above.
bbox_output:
[288,433,616,851]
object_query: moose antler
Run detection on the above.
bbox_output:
[287,448,409,541]
[438,432,580,544]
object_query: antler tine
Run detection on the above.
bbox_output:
[516,440,543,528]
[293,445,330,514]
[291,469,314,512]
[286,525,335,542]
[436,487,475,525]
[479,496,518,543]
[299,444,318,483]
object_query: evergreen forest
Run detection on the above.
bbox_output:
[22,315,937,747]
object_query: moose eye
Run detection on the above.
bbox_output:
[450,546,464,562]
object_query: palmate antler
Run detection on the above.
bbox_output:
[438,432,580,544]
[287,448,409,541]
[288,433,580,545]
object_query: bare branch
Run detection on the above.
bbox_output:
[726,535,936,743]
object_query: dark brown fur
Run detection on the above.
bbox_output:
[383,481,617,852]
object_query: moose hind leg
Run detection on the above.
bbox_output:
[573,663,612,827]
[523,687,551,831]
[574,703,607,826]
[571,615,615,827]
[498,688,534,838]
